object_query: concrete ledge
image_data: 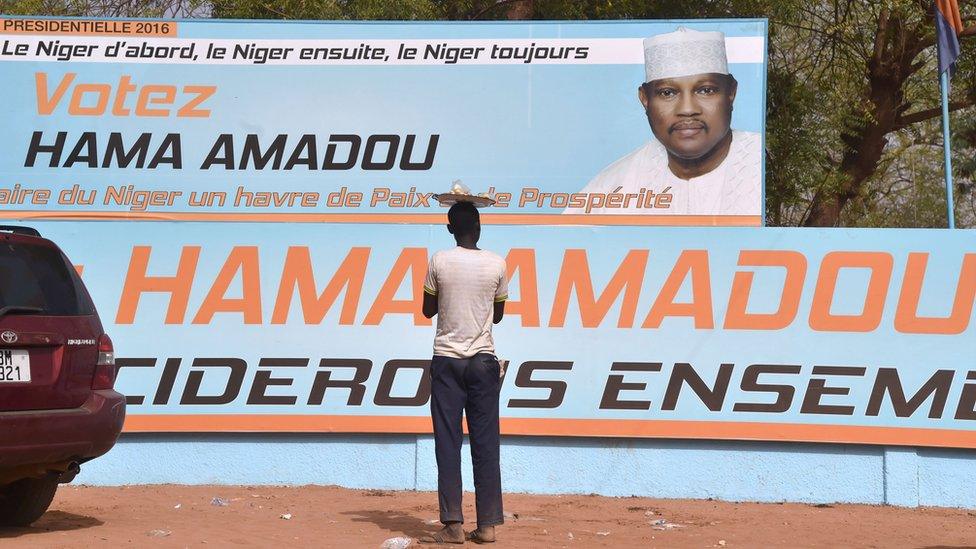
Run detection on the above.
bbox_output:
[78,434,974,509]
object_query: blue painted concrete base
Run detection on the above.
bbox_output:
[79,435,976,509]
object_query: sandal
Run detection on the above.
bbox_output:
[419,525,465,545]
[466,528,496,544]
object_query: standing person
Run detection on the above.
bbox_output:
[420,200,507,544]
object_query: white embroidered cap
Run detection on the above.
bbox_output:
[643,27,729,82]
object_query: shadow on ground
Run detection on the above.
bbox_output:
[0,511,103,539]
[343,509,433,539]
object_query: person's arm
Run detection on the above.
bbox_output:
[492,300,505,324]
[423,256,438,319]
[493,263,508,324]
[423,291,438,319]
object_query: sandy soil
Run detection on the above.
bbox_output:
[0,485,974,548]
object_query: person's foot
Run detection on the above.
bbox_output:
[466,526,496,544]
[419,523,465,544]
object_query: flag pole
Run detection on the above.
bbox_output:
[940,67,956,229]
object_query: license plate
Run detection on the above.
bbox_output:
[0,349,30,383]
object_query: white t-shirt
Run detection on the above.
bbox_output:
[565,130,762,215]
[424,247,508,359]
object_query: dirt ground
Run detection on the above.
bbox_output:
[1,485,974,548]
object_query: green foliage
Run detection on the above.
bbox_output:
[209,0,443,20]
[0,0,209,18]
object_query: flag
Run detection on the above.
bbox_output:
[935,0,963,74]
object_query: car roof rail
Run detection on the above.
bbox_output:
[0,225,41,237]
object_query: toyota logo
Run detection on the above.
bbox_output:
[1,331,17,344]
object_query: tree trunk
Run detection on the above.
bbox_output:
[506,0,533,20]
[803,10,926,226]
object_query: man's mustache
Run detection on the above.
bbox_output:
[668,119,708,133]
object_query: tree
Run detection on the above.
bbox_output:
[0,0,207,18]
[778,1,976,227]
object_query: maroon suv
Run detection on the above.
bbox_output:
[0,225,125,526]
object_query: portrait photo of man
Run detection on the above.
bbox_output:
[566,27,763,216]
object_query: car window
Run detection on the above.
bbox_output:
[0,241,94,316]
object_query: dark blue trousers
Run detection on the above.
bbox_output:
[430,353,504,528]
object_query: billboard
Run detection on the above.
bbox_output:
[0,17,767,225]
[3,18,974,450]
[32,221,976,449]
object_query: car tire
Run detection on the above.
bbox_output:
[0,474,59,527]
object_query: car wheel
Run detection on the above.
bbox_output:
[0,474,59,527]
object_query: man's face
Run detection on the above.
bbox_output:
[639,73,737,160]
